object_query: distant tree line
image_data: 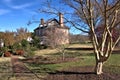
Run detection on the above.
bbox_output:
[0,27,30,47]
[69,34,90,44]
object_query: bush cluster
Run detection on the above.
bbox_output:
[0,39,33,57]
[0,38,48,57]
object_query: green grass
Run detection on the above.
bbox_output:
[103,54,120,73]
[105,54,120,66]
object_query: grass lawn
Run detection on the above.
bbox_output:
[34,49,58,56]
[68,43,93,48]
[34,43,93,56]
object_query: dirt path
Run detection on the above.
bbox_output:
[11,56,43,80]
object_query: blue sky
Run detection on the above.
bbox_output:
[0,0,83,34]
[0,0,45,32]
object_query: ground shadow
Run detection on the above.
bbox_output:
[112,50,120,54]
[48,71,95,75]
[65,47,93,50]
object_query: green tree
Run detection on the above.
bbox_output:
[31,33,41,49]
[21,39,29,48]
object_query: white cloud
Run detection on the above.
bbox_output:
[11,3,33,9]
[0,9,10,15]
[1,0,37,16]
[3,0,34,10]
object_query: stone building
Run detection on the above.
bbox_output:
[34,13,69,47]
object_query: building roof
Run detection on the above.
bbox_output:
[34,19,69,31]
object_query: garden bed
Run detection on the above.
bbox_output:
[45,66,120,80]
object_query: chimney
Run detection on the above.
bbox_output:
[59,13,64,27]
[41,18,44,26]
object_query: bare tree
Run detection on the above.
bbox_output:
[95,24,120,47]
[3,31,15,47]
[44,27,56,48]
[56,44,69,61]
[15,27,30,42]
[63,0,120,75]
[40,0,120,74]
[43,25,69,60]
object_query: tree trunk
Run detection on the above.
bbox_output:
[95,61,103,75]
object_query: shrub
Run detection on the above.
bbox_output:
[37,44,47,49]
[12,42,22,50]
[4,51,11,57]
[0,47,8,52]
[16,49,24,56]
[21,39,29,48]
